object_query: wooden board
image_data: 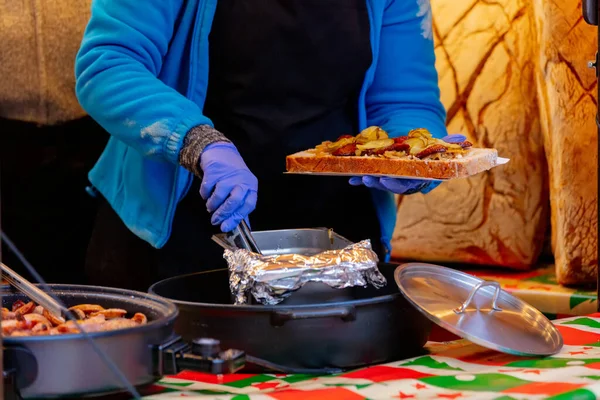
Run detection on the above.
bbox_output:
[392,0,550,269]
[533,0,598,284]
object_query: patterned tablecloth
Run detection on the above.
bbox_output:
[468,265,597,318]
[141,314,600,399]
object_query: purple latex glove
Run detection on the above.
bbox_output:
[200,142,258,232]
[442,134,466,143]
[349,176,441,195]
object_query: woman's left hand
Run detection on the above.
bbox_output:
[349,176,441,195]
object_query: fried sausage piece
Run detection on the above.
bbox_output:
[2,320,33,335]
[15,302,35,316]
[386,141,410,153]
[43,309,66,326]
[56,315,107,334]
[90,309,127,319]
[362,137,410,156]
[332,143,357,156]
[336,135,354,141]
[11,300,26,312]
[416,144,447,159]
[131,313,147,324]
[101,318,138,331]
[2,308,17,320]
[68,304,105,314]
[70,309,86,320]
[31,323,51,334]
[23,313,52,327]
[3,300,150,336]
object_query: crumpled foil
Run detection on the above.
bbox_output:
[225,240,387,305]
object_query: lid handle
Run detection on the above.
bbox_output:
[454,281,503,314]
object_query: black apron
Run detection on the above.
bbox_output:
[85,0,380,291]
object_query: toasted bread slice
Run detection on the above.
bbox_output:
[286,148,499,180]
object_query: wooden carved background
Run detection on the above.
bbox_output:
[392,0,598,285]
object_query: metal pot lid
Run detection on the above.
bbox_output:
[394,263,563,356]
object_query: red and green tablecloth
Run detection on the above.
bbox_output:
[141,313,600,399]
[468,265,597,319]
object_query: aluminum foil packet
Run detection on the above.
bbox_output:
[225,240,387,305]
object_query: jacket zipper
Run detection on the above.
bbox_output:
[161,0,207,246]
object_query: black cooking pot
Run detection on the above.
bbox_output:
[149,263,433,371]
[2,284,244,399]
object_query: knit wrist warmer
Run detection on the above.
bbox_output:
[179,125,231,177]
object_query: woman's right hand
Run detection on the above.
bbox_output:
[199,142,258,232]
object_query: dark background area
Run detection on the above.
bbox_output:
[0,116,108,284]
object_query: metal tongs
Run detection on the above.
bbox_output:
[1,262,63,317]
[232,220,262,255]
[210,220,262,254]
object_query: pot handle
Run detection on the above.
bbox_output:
[271,306,356,327]
[3,346,38,391]
[153,335,246,376]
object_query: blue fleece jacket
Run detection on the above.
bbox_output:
[74,0,447,261]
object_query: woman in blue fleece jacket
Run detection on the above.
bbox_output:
[75,0,447,290]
